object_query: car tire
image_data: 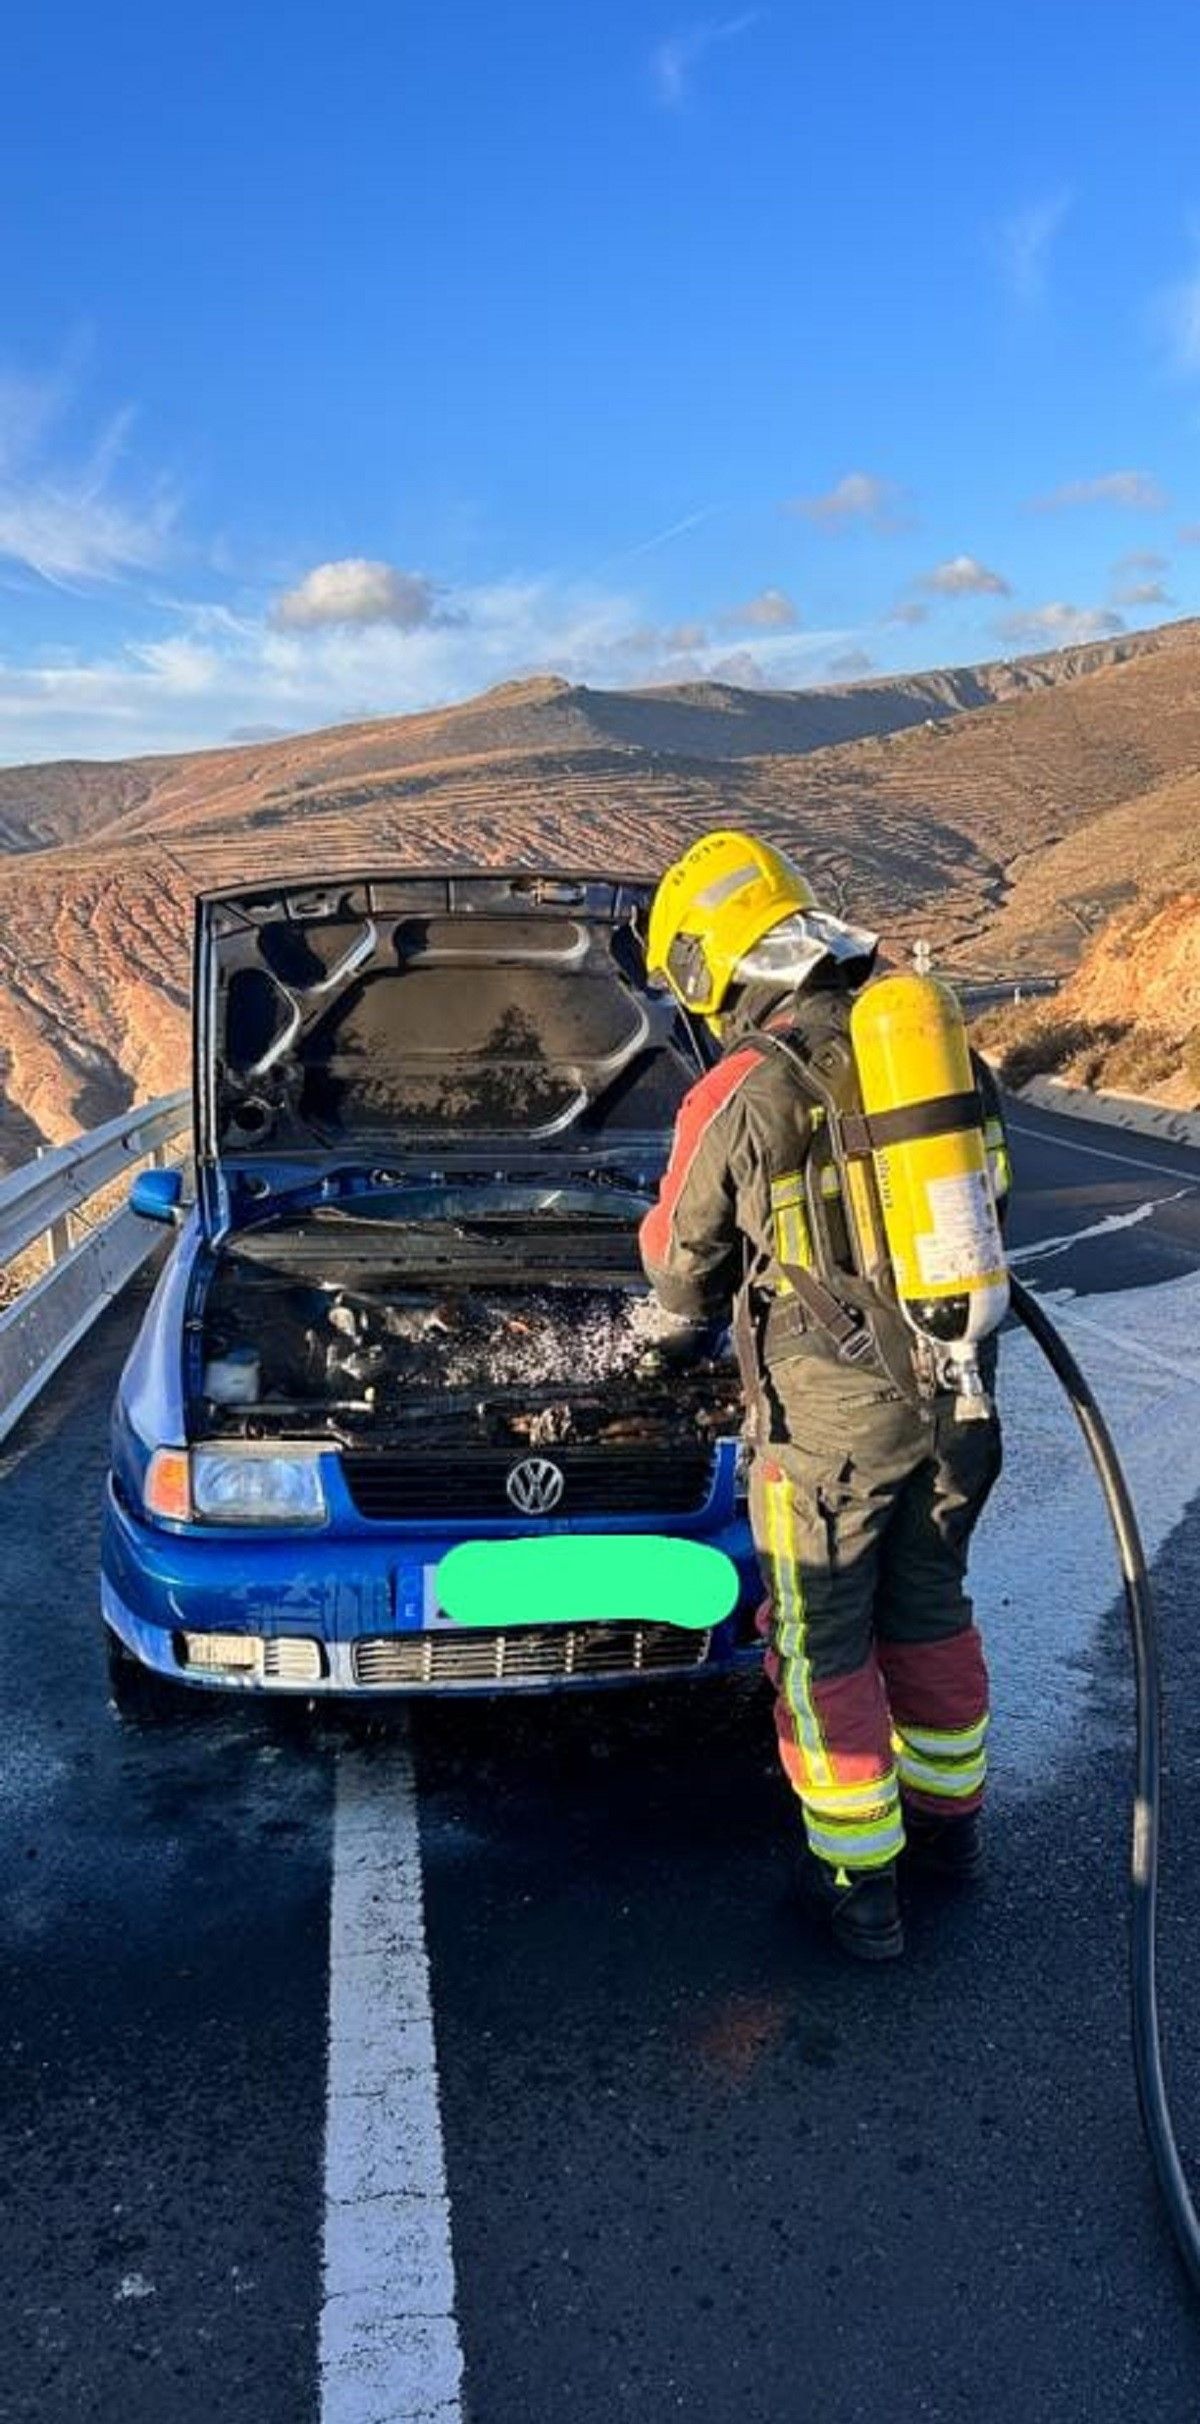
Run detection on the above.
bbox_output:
[104,1625,184,1722]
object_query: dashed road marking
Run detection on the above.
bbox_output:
[321,1737,463,2424]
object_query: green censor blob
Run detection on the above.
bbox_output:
[436,1534,740,1631]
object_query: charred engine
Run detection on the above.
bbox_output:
[194,1252,740,1452]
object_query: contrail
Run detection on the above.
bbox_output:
[590,505,720,576]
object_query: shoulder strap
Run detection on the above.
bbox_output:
[726,1024,879,1363]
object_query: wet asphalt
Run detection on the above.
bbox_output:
[3,1096,1200,2422]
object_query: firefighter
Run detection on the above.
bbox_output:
[639,831,1008,1961]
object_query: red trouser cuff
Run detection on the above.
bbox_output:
[876,1629,988,1733]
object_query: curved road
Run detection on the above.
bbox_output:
[4,1096,1200,2422]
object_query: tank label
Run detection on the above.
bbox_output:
[915,1171,1004,1287]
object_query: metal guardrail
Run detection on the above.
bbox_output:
[0,1092,190,1445]
[957,976,1061,1008]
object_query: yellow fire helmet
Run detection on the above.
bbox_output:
[646,829,877,1017]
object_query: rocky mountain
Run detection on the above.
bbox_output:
[2,616,1200,1168]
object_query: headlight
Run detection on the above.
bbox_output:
[189,1449,327,1527]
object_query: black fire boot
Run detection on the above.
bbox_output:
[904,1809,985,1884]
[811,1860,904,1962]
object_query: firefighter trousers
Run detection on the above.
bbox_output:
[749,1362,1003,1875]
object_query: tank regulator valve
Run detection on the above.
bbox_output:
[945,1349,994,1423]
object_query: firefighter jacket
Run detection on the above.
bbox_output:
[639,981,1011,1396]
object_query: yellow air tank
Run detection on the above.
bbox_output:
[849,972,1008,1416]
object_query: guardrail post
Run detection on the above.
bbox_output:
[35,1147,72,1268]
[47,1212,72,1267]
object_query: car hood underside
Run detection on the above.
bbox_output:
[194,871,703,1184]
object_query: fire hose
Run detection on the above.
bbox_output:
[1009,1275,1200,2294]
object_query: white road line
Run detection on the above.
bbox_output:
[1009,1191,1188,1265]
[1007,1117,1200,1187]
[321,1737,464,2424]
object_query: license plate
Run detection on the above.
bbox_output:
[421,1566,457,1628]
[434,1536,738,1630]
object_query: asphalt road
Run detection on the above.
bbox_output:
[4,1095,1200,2423]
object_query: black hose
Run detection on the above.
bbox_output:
[1008,1274,1200,2292]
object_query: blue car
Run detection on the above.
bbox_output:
[102,869,759,1702]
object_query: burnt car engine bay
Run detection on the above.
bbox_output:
[185,877,749,1521]
[191,1202,743,1517]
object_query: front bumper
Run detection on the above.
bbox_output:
[101,1485,761,1697]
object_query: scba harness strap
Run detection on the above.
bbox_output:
[729,1019,965,1403]
[837,1088,984,1157]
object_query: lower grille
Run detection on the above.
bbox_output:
[350,1623,712,1688]
[261,1637,324,1683]
[341,1445,718,1522]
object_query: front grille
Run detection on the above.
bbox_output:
[341,1445,719,1522]
[350,1623,712,1688]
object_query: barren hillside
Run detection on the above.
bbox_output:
[0,630,1163,861]
[2,616,1200,1168]
[981,891,1200,1108]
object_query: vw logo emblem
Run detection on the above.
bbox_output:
[506,1456,566,1514]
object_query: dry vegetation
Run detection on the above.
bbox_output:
[2,616,1200,1167]
[979,889,1200,1108]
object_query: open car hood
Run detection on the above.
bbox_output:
[194,872,707,1202]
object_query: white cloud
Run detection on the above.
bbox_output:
[129,635,222,693]
[1155,249,1200,376]
[1112,548,1169,575]
[651,12,760,108]
[719,585,799,630]
[827,649,876,679]
[786,471,905,531]
[1178,523,1200,545]
[273,558,441,630]
[1031,470,1166,512]
[0,370,63,475]
[0,576,868,760]
[1110,579,1171,607]
[919,554,1011,597]
[994,190,1071,306]
[707,647,771,687]
[995,603,1127,648]
[883,599,929,627]
[0,388,175,586]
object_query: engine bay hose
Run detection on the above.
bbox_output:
[1008,1275,1200,2293]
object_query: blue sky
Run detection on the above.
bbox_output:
[2,0,1200,761]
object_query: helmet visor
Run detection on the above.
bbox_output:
[735,907,879,990]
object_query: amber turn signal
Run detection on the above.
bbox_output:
[144,1447,191,1522]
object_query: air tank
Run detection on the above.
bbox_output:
[849,972,1008,1415]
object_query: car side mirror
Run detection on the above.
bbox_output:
[130,1167,183,1224]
